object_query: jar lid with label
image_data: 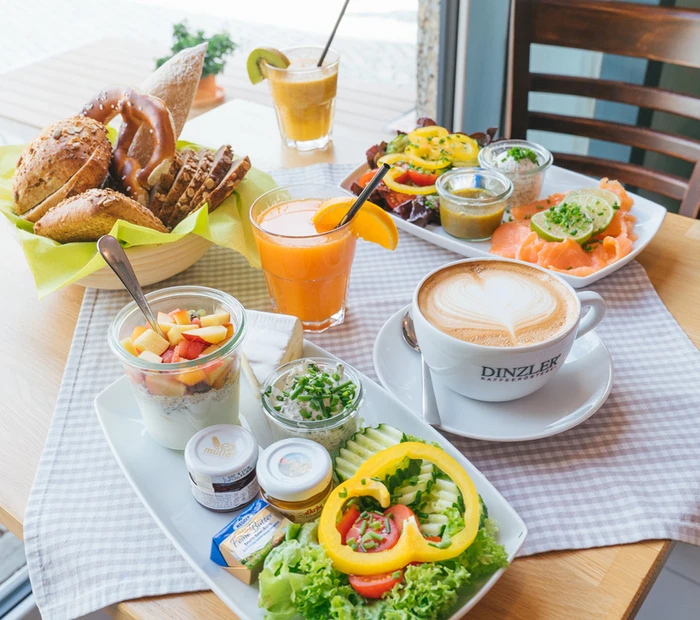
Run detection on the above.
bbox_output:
[185,424,258,481]
[257,438,332,503]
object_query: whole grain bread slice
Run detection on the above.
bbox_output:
[158,148,197,228]
[189,145,233,209]
[168,148,214,229]
[148,149,183,221]
[34,188,167,243]
[199,156,252,212]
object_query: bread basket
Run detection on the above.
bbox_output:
[77,234,212,289]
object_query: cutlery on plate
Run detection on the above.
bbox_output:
[401,310,441,427]
[97,235,167,338]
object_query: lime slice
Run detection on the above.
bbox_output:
[565,189,618,234]
[530,205,594,244]
[246,47,290,84]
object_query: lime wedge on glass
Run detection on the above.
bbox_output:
[247,47,290,84]
[565,188,618,234]
[530,204,594,244]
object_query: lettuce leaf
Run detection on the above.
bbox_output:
[258,517,508,620]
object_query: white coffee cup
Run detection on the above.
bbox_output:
[412,258,606,402]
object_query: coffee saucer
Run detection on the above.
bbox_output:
[373,306,614,442]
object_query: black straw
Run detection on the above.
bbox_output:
[338,163,390,228]
[318,0,350,67]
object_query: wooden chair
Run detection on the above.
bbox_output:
[508,0,700,217]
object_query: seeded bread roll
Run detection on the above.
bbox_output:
[12,116,111,222]
[34,188,167,243]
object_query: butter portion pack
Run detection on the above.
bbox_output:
[210,498,290,584]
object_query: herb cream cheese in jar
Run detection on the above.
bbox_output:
[184,424,259,512]
[257,438,333,523]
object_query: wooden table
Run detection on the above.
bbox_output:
[2,99,699,619]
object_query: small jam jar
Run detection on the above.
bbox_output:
[184,424,259,512]
[256,438,333,523]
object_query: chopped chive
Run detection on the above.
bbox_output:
[385,517,391,533]
[391,570,401,579]
[369,520,382,531]
[359,521,367,536]
[361,478,366,486]
[367,531,384,541]
[362,540,377,550]
[339,487,348,498]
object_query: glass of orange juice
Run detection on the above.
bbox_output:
[250,184,357,332]
[265,46,339,151]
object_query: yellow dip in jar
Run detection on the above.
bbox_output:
[257,438,333,523]
[436,168,513,241]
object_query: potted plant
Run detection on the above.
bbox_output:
[157,22,238,107]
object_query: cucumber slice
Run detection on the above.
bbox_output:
[246,47,290,84]
[530,203,594,244]
[419,513,448,538]
[565,189,618,235]
[392,461,437,506]
[333,424,405,481]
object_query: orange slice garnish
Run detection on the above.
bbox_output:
[312,197,399,250]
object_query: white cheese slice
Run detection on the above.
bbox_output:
[241,311,304,395]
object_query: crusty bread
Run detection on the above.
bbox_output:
[34,188,168,243]
[21,144,112,223]
[13,116,111,219]
[200,156,251,212]
[190,144,233,209]
[169,149,214,229]
[129,44,206,167]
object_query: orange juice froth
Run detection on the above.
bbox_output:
[254,199,356,328]
[268,57,338,143]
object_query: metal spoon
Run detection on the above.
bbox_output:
[97,235,166,339]
[401,310,441,427]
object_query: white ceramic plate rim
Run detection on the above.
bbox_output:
[340,162,666,288]
[373,305,615,442]
[95,340,528,620]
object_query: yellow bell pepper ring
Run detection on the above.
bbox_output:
[318,443,480,576]
[377,153,450,172]
[383,167,437,196]
[407,126,450,141]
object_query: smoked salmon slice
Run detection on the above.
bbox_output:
[489,179,636,276]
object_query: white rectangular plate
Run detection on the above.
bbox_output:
[341,163,666,288]
[95,341,527,620]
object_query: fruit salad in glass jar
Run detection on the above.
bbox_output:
[109,286,246,450]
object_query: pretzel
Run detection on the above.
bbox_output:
[81,87,176,204]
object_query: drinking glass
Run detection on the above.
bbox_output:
[266,46,339,151]
[250,184,356,332]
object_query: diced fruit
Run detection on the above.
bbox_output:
[138,350,163,363]
[145,374,187,397]
[125,367,145,385]
[182,325,228,345]
[161,349,175,363]
[176,369,208,386]
[223,323,235,339]
[133,329,170,356]
[167,323,199,346]
[157,312,175,334]
[175,339,206,360]
[205,359,231,387]
[201,312,231,327]
[192,317,202,327]
[131,325,148,341]
[120,337,138,356]
[172,309,191,325]
[201,344,220,356]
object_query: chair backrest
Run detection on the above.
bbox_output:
[509,0,700,217]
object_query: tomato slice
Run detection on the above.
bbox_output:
[424,535,441,543]
[406,169,438,186]
[346,511,399,552]
[349,571,403,599]
[336,505,360,544]
[384,505,417,533]
[357,169,378,188]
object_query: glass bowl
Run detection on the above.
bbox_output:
[260,357,364,454]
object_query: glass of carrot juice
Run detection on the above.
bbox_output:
[250,184,357,332]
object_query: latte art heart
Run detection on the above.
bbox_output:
[418,262,577,347]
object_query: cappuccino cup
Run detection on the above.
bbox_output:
[412,258,606,402]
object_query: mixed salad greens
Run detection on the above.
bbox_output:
[352,118,498,228]
[258,425,508,619]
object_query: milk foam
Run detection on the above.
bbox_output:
[418,262,576,346]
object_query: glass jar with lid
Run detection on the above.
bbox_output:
[436,168,513,241]
[256,438,333,523]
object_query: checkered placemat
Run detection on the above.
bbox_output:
[24,164,700,620]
